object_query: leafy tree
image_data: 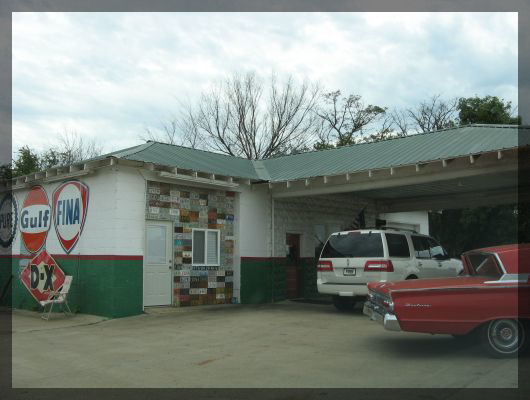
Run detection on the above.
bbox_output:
[314,90,387,148]
[458,95,520,125]
[12,146,40,177]
[10,131,103,178]
[430,95,523,252]
[430,206,518,257]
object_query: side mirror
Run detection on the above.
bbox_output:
[433,253,449,260]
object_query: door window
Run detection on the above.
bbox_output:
[428,238,448,259]
[411,236,431,259]
[385,233,410,258]
[146,225,167,264]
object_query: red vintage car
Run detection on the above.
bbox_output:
[363,243,530,357]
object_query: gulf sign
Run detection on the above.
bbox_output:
[20,185,51,253]
[52,180,89,254]
[20,250,65,303]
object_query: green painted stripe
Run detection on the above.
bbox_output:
[240,257,318,304]
[1,256,143,319]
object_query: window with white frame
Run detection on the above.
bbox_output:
[192,229,220,266]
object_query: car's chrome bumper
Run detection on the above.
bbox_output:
[363,301,401,332]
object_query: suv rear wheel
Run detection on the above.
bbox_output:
[332,296,356,312]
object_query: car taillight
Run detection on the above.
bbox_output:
[364,260,394,272]
[382,299,394,311]
[317,260,333,272]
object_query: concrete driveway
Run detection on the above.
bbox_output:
[12,301,521,388]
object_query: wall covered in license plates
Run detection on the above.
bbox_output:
[145,181,236,306]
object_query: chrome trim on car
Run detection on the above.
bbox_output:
[383,314,401,331]
[363,300,401,332]
[390,283,530,294]
[484,273,529,284]
[493,253,507,275]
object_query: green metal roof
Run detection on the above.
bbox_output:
[105,124,528,182]
[116,141,261,179]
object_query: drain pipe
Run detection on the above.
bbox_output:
[271,193,275,303]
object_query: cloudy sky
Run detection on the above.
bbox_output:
[12,12,518,155]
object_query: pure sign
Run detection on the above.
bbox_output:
[0,192,18,248]
[52,180,89,254]
[20,250,65,303]
[20,185,51,253]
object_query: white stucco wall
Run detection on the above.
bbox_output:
[238,185,272,258]
[379,211,429,235]
[237,189,379,260]
[8,165,146,257]
[273,194,377,258]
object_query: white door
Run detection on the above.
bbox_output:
[144,221,172,307]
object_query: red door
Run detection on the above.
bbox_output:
[286,233,300,299]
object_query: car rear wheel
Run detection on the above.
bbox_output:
[480,319,527,358]
[332,296,356,312]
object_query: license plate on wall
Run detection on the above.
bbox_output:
[343,268,356,276]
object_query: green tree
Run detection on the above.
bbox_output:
[458,95,520,125]
[12,146,40,177]
[430,95,523,253]
[313,90,387,149]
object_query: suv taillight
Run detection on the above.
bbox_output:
[364,260,394,272]
[317,260,333,272]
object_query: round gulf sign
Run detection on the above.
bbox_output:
[0,192,18,248]
[20,185,51,253]
[52,180,89,254]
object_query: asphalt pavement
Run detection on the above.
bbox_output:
[11,301,521,388]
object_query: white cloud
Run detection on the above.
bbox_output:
[12,12,518,155]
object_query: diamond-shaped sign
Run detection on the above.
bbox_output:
[20,250,65,303]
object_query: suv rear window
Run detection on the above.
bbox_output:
[321,232,384,258]
[385,233,410,258]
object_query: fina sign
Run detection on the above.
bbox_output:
[20,185,51,253]
[0,192,18,248]
[52,180,89,254]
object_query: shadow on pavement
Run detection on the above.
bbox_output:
[364,334,492,359]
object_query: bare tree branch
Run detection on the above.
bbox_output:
[175,72,321,159]
[406,94,458,133]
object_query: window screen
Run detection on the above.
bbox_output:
[411,236,431,259]
[321,232,383,258]
[207,231,219,264]
[385,233,410,258]
[192,230,205,264]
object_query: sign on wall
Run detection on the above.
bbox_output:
[20,250,66,303]
[0,192,18,248]
[20,185,51,253]
[52,180,89,254]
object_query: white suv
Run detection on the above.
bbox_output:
[317,228,463,311]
